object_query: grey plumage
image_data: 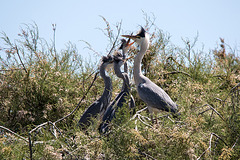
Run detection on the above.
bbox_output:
[122,27,178,116]
[78,55,113,130]
[99,40,135,134]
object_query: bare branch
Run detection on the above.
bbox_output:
[162,71,191,78]
[0,68,25,72]
[107,20,122,55]
[197,133,227,160]
[0,125,28,143]
[197,104,225,122]
[54,71,99,124]
[231,135,239,149]
[15,46,27,73]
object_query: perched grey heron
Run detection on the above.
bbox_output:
[99,39,135,134]
[78,55,113,130]
[122,27,178,120]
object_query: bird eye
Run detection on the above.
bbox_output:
[136,36,141,39]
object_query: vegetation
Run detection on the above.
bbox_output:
[0,15,239,160]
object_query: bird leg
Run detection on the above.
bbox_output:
[150,113,159,124]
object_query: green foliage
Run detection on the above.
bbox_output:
[0,16,239,160]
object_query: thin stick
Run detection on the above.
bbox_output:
[107,20,122,55]
[197,104,225,122]
[54,71,99,124]
[196,133,213,160]
[15,46,27,73]
[0,68,25,72]
[139,150,157,160]
[231,135,239,149]
[28,133,33,160]
[222,83,240,106]
[163,71,191,78]
[0,125,28,143]
[197,133,228,160]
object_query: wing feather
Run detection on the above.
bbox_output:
[137,80,177,113]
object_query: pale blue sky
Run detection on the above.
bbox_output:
[1,0,240,60]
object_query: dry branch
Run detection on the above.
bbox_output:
[231,135,239,150]
[0,68,25,72]
[15,46,27,73]
[197,133,228,160]
[0,125,28,143]
[55,71,99,124]
[197,104,225,122]
[163,71,191,78]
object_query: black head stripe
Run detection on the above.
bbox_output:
[113,52,123,62]
[136,26,146,37]
[102,55,113,63]
[119,39,127,49]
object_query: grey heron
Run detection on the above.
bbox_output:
[99,39,135,134]
[122,27,178,120]
[78,55,113,130]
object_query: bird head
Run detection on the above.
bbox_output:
[119,38,134,53]
[113,50,124,66]
[101,54,114,69]
[101,54,113,63]
[122,27,149,46]
[113,50,134,65]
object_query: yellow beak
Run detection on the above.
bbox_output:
[122,35,138,41]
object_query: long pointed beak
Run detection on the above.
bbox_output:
[122,35,138,41]
[125,38,134,48]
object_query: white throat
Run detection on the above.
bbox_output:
[133,34,150,86]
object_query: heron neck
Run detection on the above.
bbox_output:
[100,65,112,102]
[114,63,130,92]
[133,39,149,85]
[122,50,128,73]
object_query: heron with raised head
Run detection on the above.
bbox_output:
[78,55,113,130]
[99,39,135,134]
[122,27,178,120]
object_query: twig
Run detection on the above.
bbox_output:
[211,133,228,146]
[0,68,25,72]
[0,125,28,143]
[130,107,153,129]
[27,72,99,159]
[15,46,27,73]
[198,108,211,115]
[222,82,240,106]
[54,71,99,124]
[162,71,191,78]
[107,20,122,55]
[29,121,49,134]
[197,104,225,122]
[231,135,239,149]
[28,133,33,160]
[165,56,184,69]
[197,133,228,160]
[139,150,157,160]
[215,97,223,102]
